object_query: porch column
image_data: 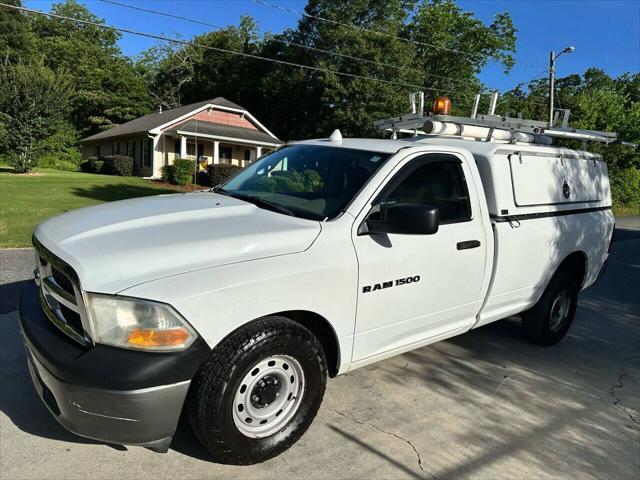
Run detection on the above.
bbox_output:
[213,141,220,164]
[180,135,187,159]
[162,135,167,165]
[152,134,162,178]
[256,146,263,160]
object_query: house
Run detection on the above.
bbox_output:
[80,97,284,178]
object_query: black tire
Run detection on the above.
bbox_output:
[187,316,327,465]
[521,272,579,346]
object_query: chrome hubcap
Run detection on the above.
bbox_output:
[549,290,571,332]
[232,355,304,438]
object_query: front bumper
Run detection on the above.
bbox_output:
[19,283,209,451]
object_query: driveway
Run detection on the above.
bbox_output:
[1,222,638,479]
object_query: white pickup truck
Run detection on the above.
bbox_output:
[20,132,614,464]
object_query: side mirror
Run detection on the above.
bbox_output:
[365,204,439,235]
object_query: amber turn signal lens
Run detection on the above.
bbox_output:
[433,96,452,115]
[127,328,190,347]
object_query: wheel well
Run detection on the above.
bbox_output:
[556,251,587,287]
[276,310,340,377]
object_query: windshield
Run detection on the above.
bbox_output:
[219,145,390,220]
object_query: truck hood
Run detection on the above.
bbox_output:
[34,192,322,293]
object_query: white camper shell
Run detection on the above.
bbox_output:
[410,135,611,217]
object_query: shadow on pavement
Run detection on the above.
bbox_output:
[0,279,31,315]
[329,425,424,479]
[614,227,640,243]
[1,224,638,474]
[0,281,104,447]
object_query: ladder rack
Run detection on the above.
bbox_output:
[374,92,633,147]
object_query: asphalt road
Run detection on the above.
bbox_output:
[1,220,638,479]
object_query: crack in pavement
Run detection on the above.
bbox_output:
[328,408,437,480]
[609,374,639,426]
[609,355,640,427]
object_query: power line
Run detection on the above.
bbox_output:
[1,2,463,95]
[251,0,546,70]
[1,2,547,116]
[99,0,474,88]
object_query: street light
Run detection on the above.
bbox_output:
[549,46,575,126]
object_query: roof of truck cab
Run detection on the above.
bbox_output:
[292,138,414,153]
[292,136,602,160]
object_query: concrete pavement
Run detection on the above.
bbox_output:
[1,223,638,479]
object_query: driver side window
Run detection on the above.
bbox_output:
[376,156,472,224]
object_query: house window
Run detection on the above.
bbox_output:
[187,142,196,157]
[220,145,233,163]
[244,149,251,162]
[136,140,142,166]
[93,144,100,158]
[174,140,181,157]
[143,139,152,167]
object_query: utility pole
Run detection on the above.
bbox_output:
[548,50,555,127]
[549,46,575,127]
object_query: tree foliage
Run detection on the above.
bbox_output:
[153,0,517,139]
[0,0,636,212]
[0,59,73,172]
[0,0,153,172]
[30,0,153,135]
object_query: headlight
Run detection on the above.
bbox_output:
[85,293,197,352]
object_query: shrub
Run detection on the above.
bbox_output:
[5,152,36,173]
[37,121,82,171]
[611,167,640,210]
[100,155,134,176]
[160,159,195,185]
[206,163,242,187]
[79,157,104,173]
[173,158,195,185]
[39,155,79,171]
[161,164,175,183]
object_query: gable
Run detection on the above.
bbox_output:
[162,108,258,133]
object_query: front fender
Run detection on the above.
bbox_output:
[119,220,358,374]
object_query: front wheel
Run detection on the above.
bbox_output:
[521,272,579,346]
[187,316,327,465]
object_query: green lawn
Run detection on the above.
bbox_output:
[0,166,184,248]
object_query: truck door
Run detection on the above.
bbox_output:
[351,152,487,364]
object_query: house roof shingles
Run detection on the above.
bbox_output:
[166,120,283,145]
[80,97,248,143]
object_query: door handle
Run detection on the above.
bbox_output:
[457,240,481,250]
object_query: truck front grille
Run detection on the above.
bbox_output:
[51,266,75,297]
[33,237,92,346]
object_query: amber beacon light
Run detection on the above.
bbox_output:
[433,96,452,115]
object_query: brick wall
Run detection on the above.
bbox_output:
[164,108,258,132]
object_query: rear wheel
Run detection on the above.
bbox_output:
[187,316,327,465]
[521,272,579,346]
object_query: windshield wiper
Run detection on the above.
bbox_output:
[211,186,230,195]
[225,192,297,217]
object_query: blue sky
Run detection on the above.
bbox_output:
[25,0,640,93]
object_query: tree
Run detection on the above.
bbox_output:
[0,0,36,64]
[145,1,516,140]
[406,0,516,113]
[180,16,261,108]
[137,37,201,110]
[31,0,154,135]
[0,59,73,172]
